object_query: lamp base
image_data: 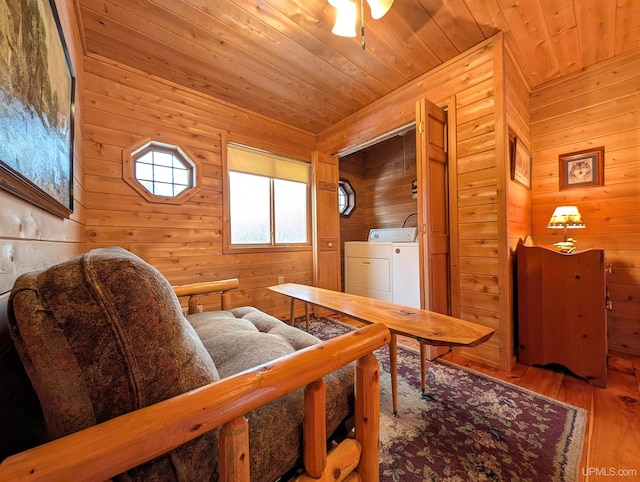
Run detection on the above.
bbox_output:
[553,237,577,254]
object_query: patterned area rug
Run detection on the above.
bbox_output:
[299,317,587,482]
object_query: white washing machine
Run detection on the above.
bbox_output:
[344,227,448,360]
[344,228,420,308]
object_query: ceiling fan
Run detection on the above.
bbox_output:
[328,0,394,50]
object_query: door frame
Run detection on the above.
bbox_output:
[320,99,454,315]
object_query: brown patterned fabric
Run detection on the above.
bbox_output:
[8,247,354,482]
[188,307,355,482]
[8,247,219,481]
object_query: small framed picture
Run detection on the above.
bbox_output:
[559,147,604,190]
[510,137,531,189]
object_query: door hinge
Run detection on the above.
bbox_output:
[418,121,424,134]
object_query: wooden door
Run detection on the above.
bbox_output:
[312,151,341,293]
[415,99,449,315]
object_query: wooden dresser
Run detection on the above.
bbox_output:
[516,243,607,387]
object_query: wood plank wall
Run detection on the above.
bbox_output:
[363,131,418,230]
[338,151,366,291]
[338,151,367,245]
[81,57,317,320]
[530,49,640,356]
[456,38,532,369]
[505,42,533,251]
[503,41,533,368]
[319,35,507,369]
[0,0,85,296]
[450,47,504,369]
[339,130,418,234]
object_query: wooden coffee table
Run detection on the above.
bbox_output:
[269,283,495,415]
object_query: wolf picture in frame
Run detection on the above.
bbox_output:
[559,147,604,191]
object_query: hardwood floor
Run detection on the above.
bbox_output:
[335,317,640,482]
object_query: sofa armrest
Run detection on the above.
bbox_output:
[173,278,239,313]
[0,323,390,482]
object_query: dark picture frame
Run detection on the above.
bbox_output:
[0,0,75,218]
[510,137,531,189]
[559,147,604,191]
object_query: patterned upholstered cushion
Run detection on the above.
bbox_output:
[8,247,219,481]
[188,307,354,482]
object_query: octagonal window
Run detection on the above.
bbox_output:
[124,139,200,204]
[134,144,193,197]
[338,179,355,216]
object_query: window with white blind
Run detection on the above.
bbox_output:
[225,143,311,249]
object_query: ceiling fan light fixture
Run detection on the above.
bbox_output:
[332,0,357,37]
[366,0,394,19]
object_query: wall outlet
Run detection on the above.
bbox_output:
[181,307,189,316]
[197,304,204,313]
[277,275,285,285]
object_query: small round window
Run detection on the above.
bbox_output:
[338,179,355,216]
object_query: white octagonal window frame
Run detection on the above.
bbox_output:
[338,179,355,217]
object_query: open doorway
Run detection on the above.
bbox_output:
[334,100,450,362]
[337,124,418,289]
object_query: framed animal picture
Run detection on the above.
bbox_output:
[559,147,604,190]
[510,137,531,189]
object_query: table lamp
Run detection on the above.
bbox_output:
[547,205,585,252]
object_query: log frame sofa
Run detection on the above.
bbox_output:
[0,247,389,481]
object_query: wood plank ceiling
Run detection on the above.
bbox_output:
[75,0,640,134]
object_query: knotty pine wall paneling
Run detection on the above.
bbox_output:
[0,1,85,296]
[363,130,418,230]
[82,58,316,320]
[338,151,367,244]
[338,131,419,241]
[452,54,502,368]
[338,150,366,290]
[530,49,640,356]
[505,41,533,250]
[320,34,508,369]
[492,38,533,369]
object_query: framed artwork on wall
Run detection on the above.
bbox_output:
[511,137,531,189]
[559,147,604,191]
[0,0,75,218]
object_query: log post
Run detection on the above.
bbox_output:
[188,295,199,315]
[219,416,250,482]
[304,379,327,477]
[295,438,361,482]
[354,352,380,482]
[221,290,232,310]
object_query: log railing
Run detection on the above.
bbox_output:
[0,322,390,481]
[172,278,240,313]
